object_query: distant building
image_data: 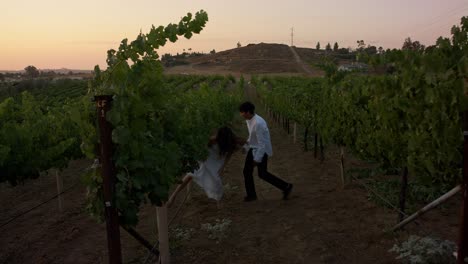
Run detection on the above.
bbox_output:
[338,62,369,72]
[4,75,22,82]
[52,76,84,82]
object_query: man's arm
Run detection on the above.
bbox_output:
[253,123,267,163]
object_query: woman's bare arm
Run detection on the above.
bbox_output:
[167,174,193,208]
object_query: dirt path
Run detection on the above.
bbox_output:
[289,46,315,76]
[167,84,402,263]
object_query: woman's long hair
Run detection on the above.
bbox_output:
[216,126,237,157]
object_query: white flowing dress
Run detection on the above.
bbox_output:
[188,144,225,201]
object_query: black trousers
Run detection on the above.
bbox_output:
[243,149,289,197]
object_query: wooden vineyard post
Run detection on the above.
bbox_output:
[95,95,123,264]
[56,169,63,212]
[187,180,192,201]
[458,112,468,263]
[157,205,170,264]
[314,133,318,158]
[398,167,408,224]
[393,185,461,231]
[293,122,297,144]
[320,136,324,162]
[304,126,309,151]
[339,146,346,189]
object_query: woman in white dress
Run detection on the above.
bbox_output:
[167,127,244,207]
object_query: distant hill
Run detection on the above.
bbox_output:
[0,68,92,74]
[164,43,356,76]
[188,43,301,74]
[40,68,93,74]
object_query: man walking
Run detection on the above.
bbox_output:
[239,101,293,201]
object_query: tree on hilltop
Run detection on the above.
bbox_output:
[333,42,339,51]
[24,65,39,79]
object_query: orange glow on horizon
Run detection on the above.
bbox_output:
[1,0,466,70]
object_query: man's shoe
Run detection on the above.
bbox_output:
[244,196,257,202]
[283,184,293,200]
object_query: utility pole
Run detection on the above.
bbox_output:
[291,27,294,47]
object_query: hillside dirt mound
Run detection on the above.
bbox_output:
[164,43,325,76]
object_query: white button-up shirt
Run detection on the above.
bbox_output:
[246,114,273,162]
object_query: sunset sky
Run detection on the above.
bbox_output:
[1,0,467,70]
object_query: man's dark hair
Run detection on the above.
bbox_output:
[239,101,255,114]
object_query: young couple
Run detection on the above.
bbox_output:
[167,102,293,207]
